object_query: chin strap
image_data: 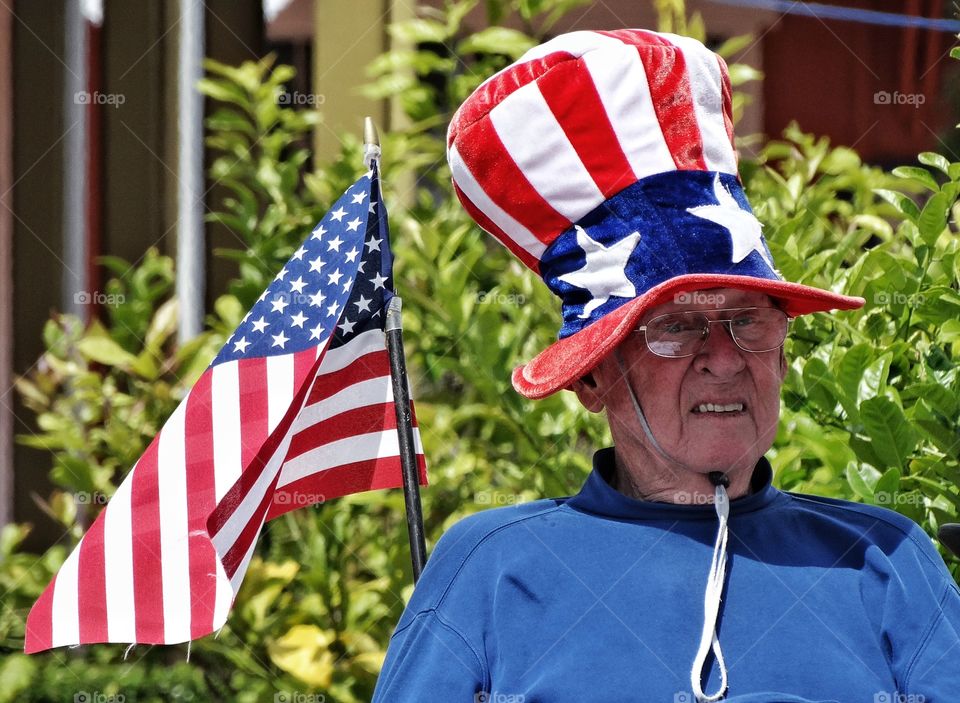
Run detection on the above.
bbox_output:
[612,350,730,702]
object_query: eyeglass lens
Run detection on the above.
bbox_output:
[644,308,788,357]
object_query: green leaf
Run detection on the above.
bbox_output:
[918,190,952,245]
[76,336,137,368]
[873,467,901,506]
[918,151,951,175]
[456,27,537,59]
[891,166,939,192]
[860,396,916,469]
[874,188,921,221]
[846,463,874,499]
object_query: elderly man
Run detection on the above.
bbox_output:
[373,29,960,703]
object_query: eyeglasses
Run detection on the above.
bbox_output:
[636,307,790,358]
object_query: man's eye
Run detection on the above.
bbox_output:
[731,316,757,328]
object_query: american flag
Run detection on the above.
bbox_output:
[25,166,426,653]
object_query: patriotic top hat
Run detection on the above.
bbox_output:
[447,29,864,399]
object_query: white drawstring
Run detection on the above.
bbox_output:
[613,350,731,701]
[691,482,730,702]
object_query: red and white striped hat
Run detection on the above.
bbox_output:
[448,29,863,399]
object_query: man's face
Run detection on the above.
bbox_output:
[574,288,787,475]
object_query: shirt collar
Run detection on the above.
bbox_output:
[565,446,781,520]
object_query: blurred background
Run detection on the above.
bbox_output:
[1,1,959,700]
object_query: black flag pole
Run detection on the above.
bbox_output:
[365,117,428,582]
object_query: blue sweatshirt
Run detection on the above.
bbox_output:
[373,448,960,702]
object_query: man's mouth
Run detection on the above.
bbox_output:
[692,402,746,414]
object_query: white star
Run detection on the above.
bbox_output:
[338,317,357,335]
[365,236,382,252]
[311,224,327,240]
[271,331,289,348]
[292,246,307,261]
[330,207,347,222]
[258,290,268,303]
[276,267,289,280]
[233,336,250,353]
[351,191,367,204]
[290,311,308,328]
[346,217,362,232]
[357,260,366,274]
[342,278,353,293]
[309,323,325,340]
[309,256,324,273]
[371,272,388,290]
[327,235,344,252]
[368,200,377,214]
[251,316,268,333]
[557,226,640,319]
[344,247,359,263]
[271,296,289,314]
[289,276,307,293]
[326,302,339,317]
[687,173,774,271]
[354,295,372,313]
[309,290,326,307]
[327,268,343,286]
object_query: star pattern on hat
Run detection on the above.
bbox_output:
[687,174,774,271]
[558,225,641,319]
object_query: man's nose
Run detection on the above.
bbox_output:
[693,321,746,376]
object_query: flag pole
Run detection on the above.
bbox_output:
[365,117,428,582]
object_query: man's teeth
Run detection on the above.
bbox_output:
[696,403,744,413]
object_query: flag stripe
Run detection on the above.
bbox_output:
[452,182,543,273]
[211,361,242,503]
[51,540,80,647]
[77,514,108,643]
[305,348,390,407]
[24,574,53,652]
[288,401,398,463]
[279,429,412,488]
[158,399,191,643]
[184,371,219,639]
[267,353,294,433]
[267,443,427,521]
[130,439,165,642]
[104,475,136,642]
[238,357,269,470]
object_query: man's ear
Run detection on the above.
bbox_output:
[570,373,605,413]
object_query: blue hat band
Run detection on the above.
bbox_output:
[539,170,781,339]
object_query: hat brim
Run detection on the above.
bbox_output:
[512,274,865,399]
